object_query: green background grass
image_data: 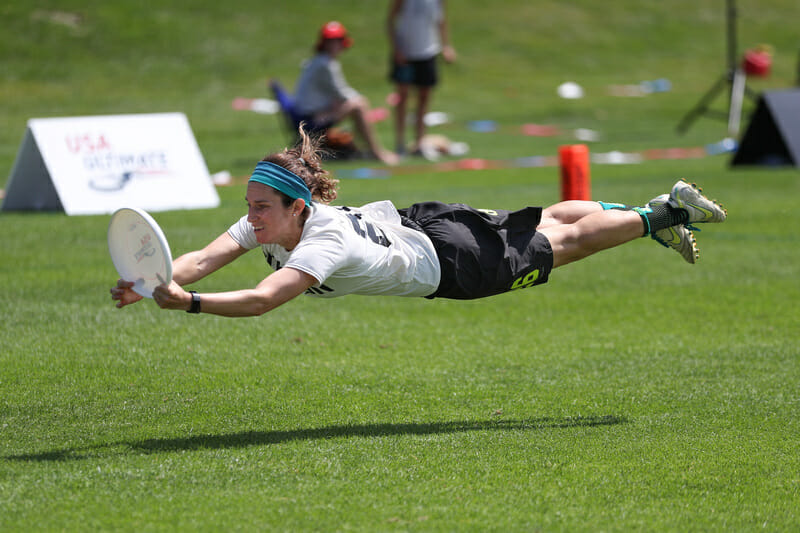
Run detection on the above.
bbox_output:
[2,1,800,531]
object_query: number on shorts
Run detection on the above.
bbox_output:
[510,269,539,290]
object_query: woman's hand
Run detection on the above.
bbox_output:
[152,280,192,311]
[110,279,144,308]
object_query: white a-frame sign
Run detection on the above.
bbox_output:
[2,113,220,215]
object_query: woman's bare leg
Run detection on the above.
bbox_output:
[537,180,727,268]
[411,86,432,153]
[323,98,399,165]
[539,200,604,228]
[393,84,409,154]
[537,209,644,268]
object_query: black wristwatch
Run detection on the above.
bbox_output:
[187,291,201,314]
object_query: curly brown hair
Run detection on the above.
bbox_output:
[262,124,339,206]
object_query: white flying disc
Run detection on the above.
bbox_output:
[108,207,173,298]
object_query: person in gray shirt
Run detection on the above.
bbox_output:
[294,21,398,165]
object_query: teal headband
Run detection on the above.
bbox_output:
[249,161,312,205]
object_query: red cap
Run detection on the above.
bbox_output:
[319,21,352,48]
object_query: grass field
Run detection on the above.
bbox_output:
[2,1,800,531]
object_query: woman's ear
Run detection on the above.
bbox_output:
[292,198,307,217]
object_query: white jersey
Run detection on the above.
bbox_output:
[227,201,441,298]
[393,0,443,60]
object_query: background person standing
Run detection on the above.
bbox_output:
[388,0,456,156]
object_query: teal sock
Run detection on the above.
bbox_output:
[598,201,631,211]
[599,201,688,236]
[633,205,688,236]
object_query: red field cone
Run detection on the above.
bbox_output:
[559,144,591,201]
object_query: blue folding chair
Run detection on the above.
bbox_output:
[269,79,330,142]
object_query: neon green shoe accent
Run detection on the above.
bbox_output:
[648,193,699,264]
[669,179,727,224]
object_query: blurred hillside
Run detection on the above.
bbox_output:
[2,0,798,182]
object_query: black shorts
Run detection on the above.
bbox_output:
[398,202,553,300]
[390,56,438,87]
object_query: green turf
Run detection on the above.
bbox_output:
[2,1,800,531]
